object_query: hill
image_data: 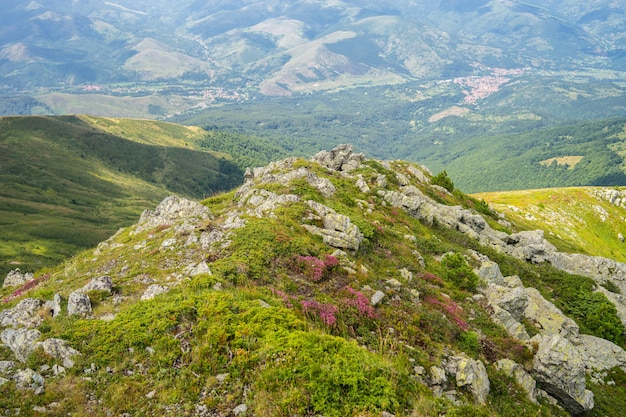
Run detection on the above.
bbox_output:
[2,145,626,416]
[0,115,243,278]
[474,186,626,263]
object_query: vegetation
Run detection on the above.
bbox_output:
[0,115,243,279]
[1,154,624,416]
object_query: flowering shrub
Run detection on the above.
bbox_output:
[271,288,294,308]
[293,254,339,282]
[301,299,338,326]
[2,274,51,303]
[423,296,469,331]
[342,287,378,319]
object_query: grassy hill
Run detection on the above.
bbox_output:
[0,116,244,279]
[2,148,626,416]
[474,186,626,262]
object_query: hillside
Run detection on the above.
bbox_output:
[0,116,243,278]
[2,145,626,416]
[474,187,626,263]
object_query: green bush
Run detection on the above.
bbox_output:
[432,170,455,192]
[441,253,479,292]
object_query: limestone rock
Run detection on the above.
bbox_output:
[41,338,81,369]
[13,368,45,393]
[0,360,17,375]
[355,175,370,193]
[485,285,528,321]
[82,276,113,293]
[67,291,92,317]
[187,261,212,277]
[134,195,212,234]
[141,284,170,301]
[503,230,557,264]
[531,334,594,415]
[311,144,364,172]
[577,334,626,373]
[303,201,363,251]
[446,355,490,404]
[496,359,538,403]
[476,261,505,286]
[3,269,34,288]
[490,304,530,341]
[1,328,41,362]
[371,291,386,306]
[43,294,62,318]
[429,366,447,385]
[524,288,579,341]
[0,298,44,328]
[233,403,248,416]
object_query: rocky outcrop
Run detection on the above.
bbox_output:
[0,298,45,328]
[311,144,364,172]
[1,328,41,362]
[41,338,81,369]
[524,288,579,341]
[303,200,363,251]
[134,195,212,235]
[67,291,92,317]
[14,368,45,393]
[531,334,594,415]
[577,334,626,374]
[445,355,490,404]
[2,269,34,288]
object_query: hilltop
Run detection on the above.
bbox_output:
[2,145,626,416]
[0,115,244,278]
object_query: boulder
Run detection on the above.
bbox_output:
[82,276,113,293]
[503,230,557,264]
[496,359,538,403]
[0,298,45,328]
[134,195,212,234]
[490,304,530,341]
[2,269,34,288]
[485,285,528,321]
[303,201,363,251]
[41,338,81,369]
[141,284,170,301]
[1,328,41,362]
[67,291,92,317]
[311,144,364,172]
[577,334,626,373]
[44,294,62,318]
[13,368,45,393]
[371,291,386,306]
[476,261,505,286]
[531,334,594,415]
[187,261,212,277]
[446,355,490,404]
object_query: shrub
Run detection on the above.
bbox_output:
[432,170,455,192]
[441,253,479,292]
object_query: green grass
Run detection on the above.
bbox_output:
[0,115,243,279]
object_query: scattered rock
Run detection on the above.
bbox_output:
[67,292,92,317]
[1,327,41,362]
[2,269,34,288]
[303,200,363,250]
[232,403,248,416]
[447,355,490,404]
[371,291,385,306]
[82,276,113,293]
[141,285,170,301]
[41,338,81,369]
[187,261,212,277]
[0,361,16,375]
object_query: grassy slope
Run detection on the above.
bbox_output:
[2,155,625,416]
[474,187,626,262]
[0,116,243,278]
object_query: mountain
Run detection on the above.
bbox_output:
[0,115,244,278]
[2,145,626,416]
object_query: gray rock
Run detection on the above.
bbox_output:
[531,334,594,415]
[429,366,447,385]
[0,360,17,375]
[355,175,371,193]
[447,355,490,404]
[496,359,538,403]
[82,276,113,293]
[311,144,364,172]
[524,288,579,341]
[303,200,363,251]
[188,261,212,277]
[2,269,34,288]
[0,376,8,387]
[476,261,505,286]
[490,304,530,341]
[67,291,92,317]
[13,368,45,393]
[232,403,248,416]
[485,285,528,321]
[41,339,81,369]
[503,230,557,264]
[1,328,41,362]
[44,294,62,318]
[141,284,170,301]
[0,298,45,328]
[371,291,386,306]
[134,195,212,235]
[577,334,626,373]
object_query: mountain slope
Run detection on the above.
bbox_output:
[2,146,626,416]
[0,115,243,277]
